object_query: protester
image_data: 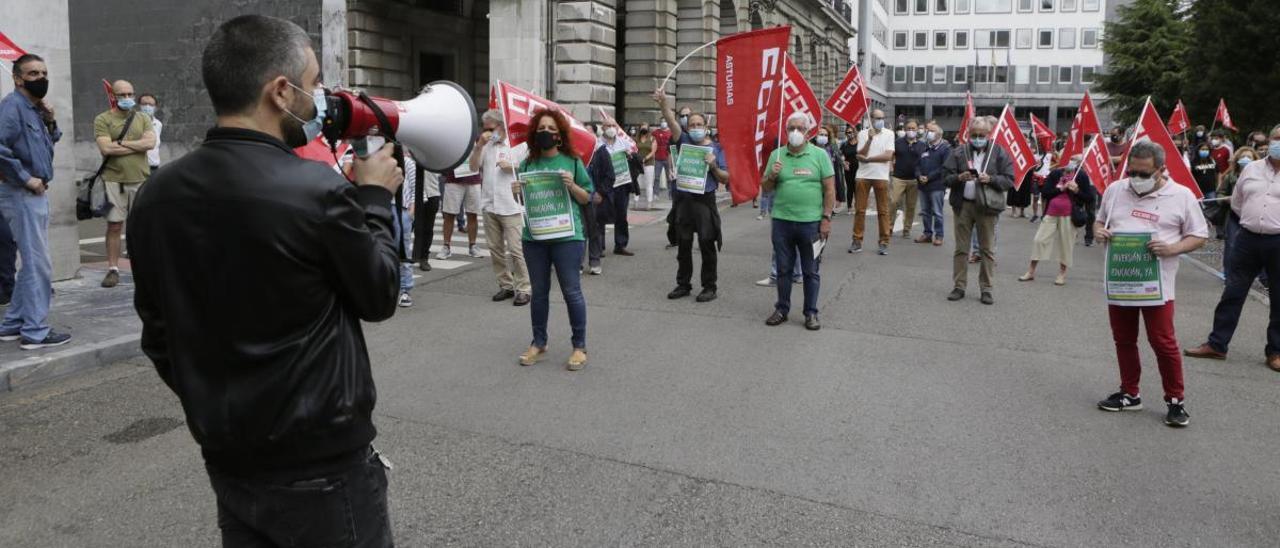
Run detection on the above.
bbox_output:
[393,155,416,307]
[653,118,673,192]
[470,109,530,304]
[516,108,593,371]
[889,118,925,241]
[139,93,162,171]
[637,126,658,210]
[437,152,482,260]
[1191,124,1208,149]
[915,121,950,246]
[943,117,1013,305]
[1246,131,1269,153]
[815,124,845,220]
[413,162,441,271]
[1017,154,1094,286]
[761,112,835,330]
[1210,130,1232,176]
[129,16,403,543]
[594,118,636,259]
[1190,142,1218,200]
[654,88,727,303]
[1029,143,1056,223]
[1184,126,1280,372]
[1094,141,1207,427]
[582,122,612,275]
[94,79,156,288]
[0,53,70,349]
[839,124,859,214]
[850,109,895,255]
[1215,147,1264,284]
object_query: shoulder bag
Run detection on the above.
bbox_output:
[76,111,137,220]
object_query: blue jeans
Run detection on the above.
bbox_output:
[759,191,775,215]
[390,206,414,292]
[0,184,51,340]
[524,239,587,349]
[918,189,945,238]
[771,219,820,317]
[768,251,802,282]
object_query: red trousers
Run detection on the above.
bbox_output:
[1107,301,1185,401]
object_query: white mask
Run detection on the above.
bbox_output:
[788,129,806,148]
[896,130,906,139]
[605,127,617,139]
[926,131,939,142]
[816,135,829,146]
[906,130,917,140]
[1129,176,1156,195]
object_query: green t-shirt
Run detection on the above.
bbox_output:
[767,144,834,222]
[519,153,594,242]
[93,109,154,183]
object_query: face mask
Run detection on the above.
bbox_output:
[604,127,617,139]
[679,115,689,128]
[816,135,829,146]
[660,121,668,129]
[534,130,559,150]
[926,131,938,142]
[1196,131,1204,138]
[1198,150,1210,159]
[488,130,503,143]
[970,137,988,149]
[1129,176,1156,195]
[906,130,917,140]
[1210,139,1221,147]
[873,119,885,130]
[1270,141,1280,161]
[22,77,49,99]
[1237,157,1253,167]
[788,129,806,147]
[117,98,136,111]
[282,82,326,147]
[895,130,906,139]
[688,128,708,141]
[140,105,156,116]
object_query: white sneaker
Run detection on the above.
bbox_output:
[436,246,452,260]
[468,244,482,258]
[756,215,764,221]
[589,266,603,275]
[398,293,413,307]
[755,277,776,287]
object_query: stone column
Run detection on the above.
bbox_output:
[553,0,617,124]
[623,0,678,126]
[675,0,719,122]
[10,0,78,281]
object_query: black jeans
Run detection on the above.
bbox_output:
[608,189,630,250]
[0,206,14,301]
[675,194,718,291]
[1083,194,1099,242]
[1207,228,1280,356]
[413,196,439,263]
[205,446,393,547]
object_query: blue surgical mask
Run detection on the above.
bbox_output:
[688,128,707,141]
[970,138,988,149]
[873,119,885,130]
[116,98,136,111]
[1237,157,1252,167]
[1270,141,1280,161]
[1198,149,1210,159]
[286,82,327,143]
[140,105,156,116]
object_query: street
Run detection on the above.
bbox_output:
[3,203,1278,547]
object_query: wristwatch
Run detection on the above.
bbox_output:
[822,214,833,221]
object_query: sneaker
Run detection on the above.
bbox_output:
[101,269,120,288]
[589,265,603,275]
[756,215,764,221]
[755,277,777,287]
[848,240,863,253]
[419,260,432,272]
[877,244,889,256]
[804,315,821,331]
[468,244,482,258]
[0,329,20,342]
[765,310,788,326]
[1097,391,1143,412]
[1165,399,1190,427]
[19,331,72,350]
[947,288,965,301]
[436,246,453,260]
[398,293,413,308]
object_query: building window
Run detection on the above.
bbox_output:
[954,66,969,83]
[1059,28,1076,48]
[913,66,927,83]
[975,66,992,83]
[1059,66,1073,84]
[894,31,909,49]
[1036,66,1052,84]
[1018,0,1033,12]
[1061,0,1077,10]
[873,15,889,46]
[894,66,907,83]
[916,0,929,13]
[933,66,948,83]
[934,31,949,48]
[914,31,928,49]
[1015,65,1030,84]
[975,0,1012,13]
[895,0,909,13]
[1081,28,1099,48]
[955,30,969,48]
[936,0,950,13]
[995,66,1009,83]
[1016,28,1032,49]
[1038,29,1053,48]
[1081,66,1096,83]
[993,30,1010,47]
[1082,0,1099,10]
[1040,0,1054,11]
[955,0,971,13]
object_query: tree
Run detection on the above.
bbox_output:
[1095,0,1190,125]
[1181,0,1280,137]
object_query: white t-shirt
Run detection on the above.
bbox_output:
[1097,179,1209,302]
[147,118,162,167]
[854,128,895,181]
[479,141,528,216]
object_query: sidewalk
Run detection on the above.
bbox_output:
[0,263,142,392]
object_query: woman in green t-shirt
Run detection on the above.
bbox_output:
[516,109,594,370]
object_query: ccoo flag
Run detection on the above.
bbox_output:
[1167,99,1190,135]
[716,26,792,205]
[1080,135,1115,193]
[823,64,870,128]
[1078,90,1102,137]
[989,105,1037,190]
[1215,98,1236,131]
[765,56,822,141]
[1029,113,1055,153]
[1058,112,1085,168]
[1118,98,1202,199]
[956,92,975,144]
[496,81,598,166]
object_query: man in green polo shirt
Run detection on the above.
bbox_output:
[761,112,836,330]
[93,79,155,288]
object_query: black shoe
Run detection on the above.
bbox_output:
[492,288,515,302]
[667,286,692,299]
[1084,239,1095,247]
[19,331,72,350]
[1097,391,1143,412]
[695,288,717,302]
[765,310,787,326]
[513,292,530,306]
[947,289,965,301]
[804,315,821,331]
[0,295,9,306]
[419,261,432,272]
[1165,399,1190,427]
[614,248,635,256]
[980,292,994,305]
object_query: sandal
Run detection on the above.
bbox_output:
[1054,273,1067,286]
[519,346,547,367]
[567,349,588,371]
[1017,273,1035,282]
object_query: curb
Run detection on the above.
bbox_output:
[1181,254,1270,306]
[0,334,143,393]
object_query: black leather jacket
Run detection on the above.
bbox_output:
[128,127,400,473]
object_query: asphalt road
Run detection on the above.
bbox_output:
[3,202,1278,547]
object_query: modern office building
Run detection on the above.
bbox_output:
[857,0,1117,134]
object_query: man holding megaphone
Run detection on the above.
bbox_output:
[128,15,406,546]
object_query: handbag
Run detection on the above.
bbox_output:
[76,111,136,220]
[1070,199,1089,228]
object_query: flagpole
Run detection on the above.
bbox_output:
[775,51,789,154]
[658,38,719,93]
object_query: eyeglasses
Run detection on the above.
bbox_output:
[1125,170,1155,178]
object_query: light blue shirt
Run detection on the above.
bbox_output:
[0,91,60,187]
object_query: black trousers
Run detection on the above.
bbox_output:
[0,207,14,301]
[205,446,393,548]
[1083,194,1099,242]
[1208,228,1280,356]
[675,193,719,291]
[413,196,440,263]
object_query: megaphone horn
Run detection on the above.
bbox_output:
[323,81,479,172]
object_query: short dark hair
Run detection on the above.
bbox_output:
[201,15,312,116]
[12,53,43,77]
[139,93,157,104]
[1129,140,1166,168]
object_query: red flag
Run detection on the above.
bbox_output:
[990,105,1037,190]
[487,85,497,110]
[0,31,25,62]
[716,26,791,205]
[1078,90,1102,137]
[1118,99,1202,198]
[496,80,597,166]
[765,56,821,141]
[823,64,869,128]
[1215,98,1236,131]
[1081,134,1115,193]
[101,79,117,110]
[1058,113,1085,167]
[1029,113,1054,152]
[1167,100,1190,135]
[956,92,974,144]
